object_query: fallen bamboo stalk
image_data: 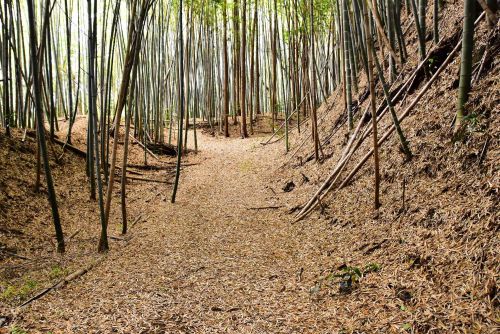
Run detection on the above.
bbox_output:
[125,169,144,176]
[295,64,413,218]
[357,39,443,144]
[294,40,410,169]
[116,173,172,184]
[295,12,485,221]
[130,213,143,228]
[109,235,133,241]
[25,131,84,159]
[300,17,443,171]
[0,250,32,261]
[340,13,486,188]
[267,116,311,145]
[280,89,343,167]
[67,229,81,242]
[126,162,199,170]
[131,136,159,160]
[297,34,455,219]
[261,93,308,145]
[20,257,105,307]
[52,137,87,158]
[476,0,497,26]
[296,147,358,220]
[340,39,467,187]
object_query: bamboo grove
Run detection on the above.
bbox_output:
[0,0,497,252]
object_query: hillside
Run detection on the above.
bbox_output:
[268,1,499,331]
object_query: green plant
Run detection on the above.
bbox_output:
[49,265,68,279]
[453,111,485,142]
[312,263,382,295]
[0,278,38,302]
[10,326,28,334]
[401,323,412,331]
[331,266,363,293]
[18,278,37,298]
[1,285,17,301]
[363,262,381,274]
[462,112,484,133]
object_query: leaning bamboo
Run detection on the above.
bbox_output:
[295,12,485,221]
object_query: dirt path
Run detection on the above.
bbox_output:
[16,133,325,333]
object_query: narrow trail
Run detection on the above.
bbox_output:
[18,134,326,333]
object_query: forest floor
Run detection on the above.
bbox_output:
[3,122,357,333]
[1,113,498,334]
[3,109,496,333]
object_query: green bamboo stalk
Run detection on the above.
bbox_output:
[342,0,353,130]
[410,0,425,60]
[371,44,412,160]
[433,0,439,43]
[171,0,185,203]
[455,0,475,130]
[27,0,65,253]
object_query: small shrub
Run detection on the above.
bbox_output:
[462,112,484,133]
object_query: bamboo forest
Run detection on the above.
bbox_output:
[0,0,498,332]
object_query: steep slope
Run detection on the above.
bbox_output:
[268,2,499,332]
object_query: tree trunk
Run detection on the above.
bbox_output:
[455,0,475,130]
[171,0,185,203]
[27,0,65,253]
[363,0,381,210]
[240,0,248,138]
[223,0,229,137]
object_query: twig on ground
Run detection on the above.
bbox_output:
[20,257,105,307]
[247,205,284,210]
[0,250,32,261]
